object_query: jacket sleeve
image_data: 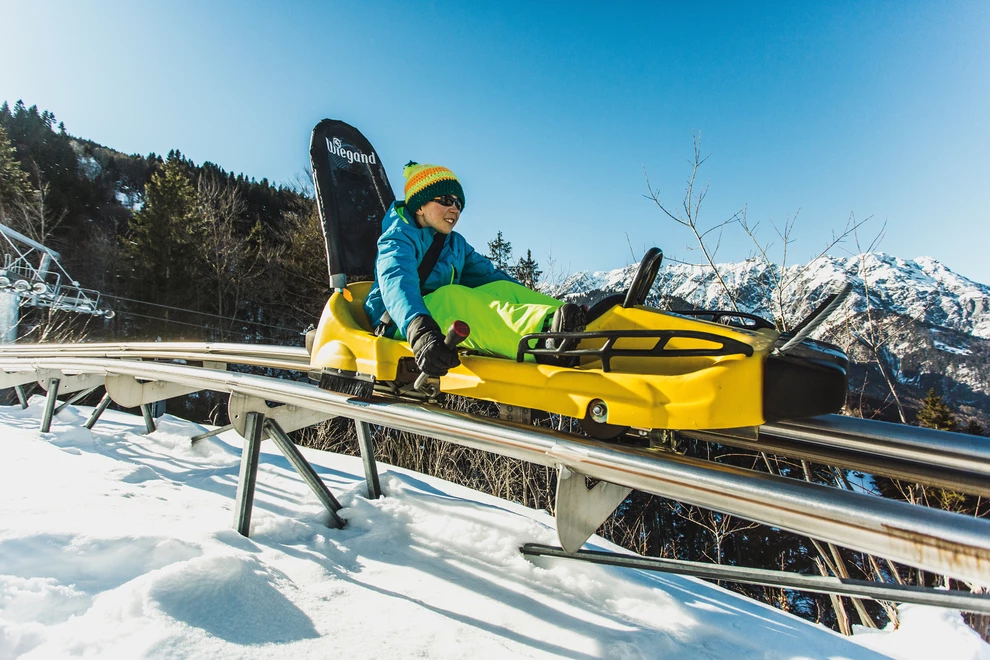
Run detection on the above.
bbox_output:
[376,230,431,337]
[459,241,518,287]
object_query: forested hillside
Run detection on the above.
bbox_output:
[0,100,327,345]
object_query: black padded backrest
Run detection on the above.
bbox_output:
[310,119,395,288]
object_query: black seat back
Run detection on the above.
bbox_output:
[310,119,395,289]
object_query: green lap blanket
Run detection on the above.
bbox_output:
[401,280,563,361]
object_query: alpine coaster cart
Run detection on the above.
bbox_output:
[307,119,850,439]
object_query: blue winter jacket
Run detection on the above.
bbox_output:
[363,201,515,338]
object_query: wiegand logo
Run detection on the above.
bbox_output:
[327,137,377,165]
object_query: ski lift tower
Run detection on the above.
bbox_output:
[0,223,113,342]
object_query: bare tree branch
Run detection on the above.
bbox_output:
[644,132,741,310]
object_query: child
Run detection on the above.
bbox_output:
[363,162,584,377]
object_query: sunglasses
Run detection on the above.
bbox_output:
[432,194,463,211]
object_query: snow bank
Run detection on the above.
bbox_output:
[852,604,990,660]
[0,397,984,658]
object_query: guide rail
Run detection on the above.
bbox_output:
[521,543,990,614]
[1,348,989,586]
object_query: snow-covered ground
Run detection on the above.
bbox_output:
[1,398,988,659]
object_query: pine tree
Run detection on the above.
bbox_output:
[0,124,32,219]
[126,155,205,312]
[511,249,542,289]
[487,230,513,271]
[965,420,985,436]
[916,388,958,432]
[2,100,88,231]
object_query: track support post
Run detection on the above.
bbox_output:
[191,424,233,444]
[84,393,113,429]
[234,411,265,537]
[14,384,28,409]
[554,465,631,554]
[141,404,156,433]
[265,420,346,528]
[40,378,60,432]
[355,420,382,499]
[54,386,99,415]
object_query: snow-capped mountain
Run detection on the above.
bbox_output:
[545,252,990,427]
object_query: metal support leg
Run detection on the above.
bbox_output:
[84,393,113,429]
[149,400,165,418]
[54,386,98,415]
[355,420,382,500]
[554,465,631,554]
[234,412,265,537]
[14,384,28,409]
[141,404,156,434]
[40,378,60,433]
[265,420,346,528]
[191,424,233,444]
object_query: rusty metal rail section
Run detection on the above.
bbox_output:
[1,348,989,589]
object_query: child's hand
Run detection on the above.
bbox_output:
[407,315,461,377]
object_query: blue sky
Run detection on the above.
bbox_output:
[4,1,989,284]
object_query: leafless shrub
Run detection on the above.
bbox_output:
[738,210,866,331]
[17,305,92,344]
[644,132,742,311]
[2,164,67,246]
[196,175,265,338]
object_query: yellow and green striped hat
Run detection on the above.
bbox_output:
[403,161,465,216]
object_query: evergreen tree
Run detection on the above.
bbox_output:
[126,155,205,313]
[511,249,542,289]
[916,388,958,432]
[487,230,513,271]
[2,102,78,200]
[0,124,32,219]
[965,420,985,436]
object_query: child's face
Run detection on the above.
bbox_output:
[416,198,461,234]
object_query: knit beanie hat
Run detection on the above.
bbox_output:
[403,161,465,217]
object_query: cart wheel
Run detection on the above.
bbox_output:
[579,416,630,441]
[579,399,630,441]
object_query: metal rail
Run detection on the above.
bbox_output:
[762,415,990,477]
[0,340,308,356]
[521,544,990,614]
[685,419,990,498]
[6,344,987,496]
[0,341,311,371]
[1,354,989,586]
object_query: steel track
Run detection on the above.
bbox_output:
[683,420,990,498]
[1,342,989,587]
[7,342,985,496]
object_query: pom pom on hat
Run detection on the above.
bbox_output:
[403,161,465,216]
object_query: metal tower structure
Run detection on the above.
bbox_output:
[0,223,113,342]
